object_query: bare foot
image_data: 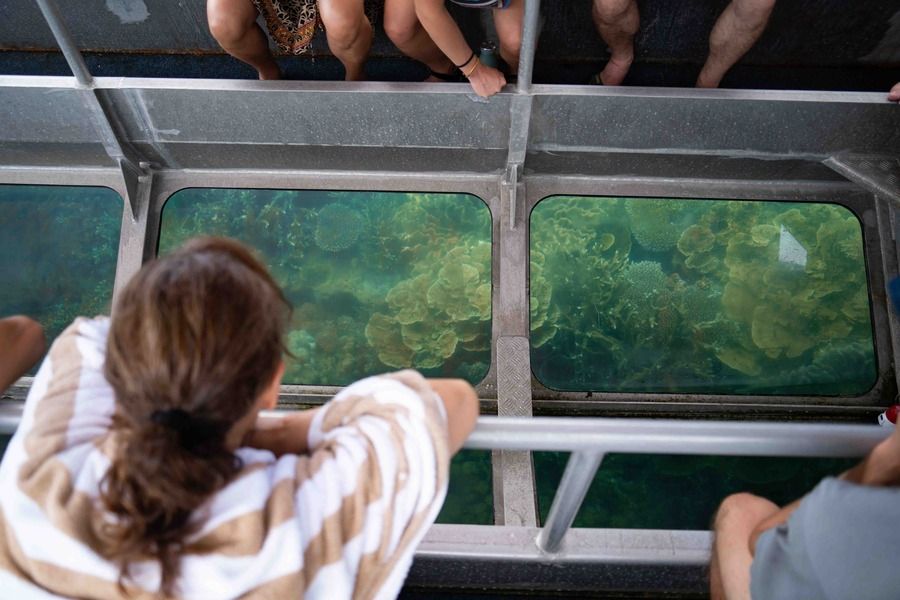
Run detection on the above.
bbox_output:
[696,70,722,88]
[258,63,282,80]
[598,55,632,86]
[344,65,366,81]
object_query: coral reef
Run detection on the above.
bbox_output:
[314,203,364,252]
[626,199,692,252]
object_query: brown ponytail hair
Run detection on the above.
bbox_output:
[100,237,290,596]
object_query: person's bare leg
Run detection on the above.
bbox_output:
[591,0,639,85]
[493,0,524,75]
[318,0,372,81]
[697,0,776,88]
[0,316,46,393]
[710,492,779,600]
[384,0,454,79]
[207,0,281,80]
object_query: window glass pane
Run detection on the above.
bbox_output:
[0,184,121,350]
[534,452,856,530]
[530,196,876,395]
[160,189,492,386]
[436,450,493,525]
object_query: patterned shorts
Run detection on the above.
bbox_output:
[252,0,381,56]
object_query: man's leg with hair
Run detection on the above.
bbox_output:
[383,0,454,80]
[697,0,776,88]
[318,0,372,81]
[710,492,779,600]
[591,0,639,86]
[207,0,281,80]
[0,316,45,393]
[493,0,524,75]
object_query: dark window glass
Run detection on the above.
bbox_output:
[530,196,876,395]
[159,189,492,386]
[534,452,856,530]
[0,185,121,349]
[436,450,493,525]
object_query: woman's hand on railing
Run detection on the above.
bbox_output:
[466,61,506,98]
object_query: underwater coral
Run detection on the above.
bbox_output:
[531,196,876,395]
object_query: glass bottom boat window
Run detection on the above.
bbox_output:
[437,450,493,525]
[160,189,492,386]
[530,196,876,396]
[534,452,856,530]
[0,185,121,354]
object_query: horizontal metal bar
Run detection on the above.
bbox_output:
[0,401,888,457]
[418,524,711,565]
[409,524,712,594]
[464,416,888,456]
[0,75,892,105]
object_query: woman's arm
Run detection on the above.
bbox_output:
[242,408,321,457]
[425,378,479,454]
[242,377,478,457]
[413,0,506,97]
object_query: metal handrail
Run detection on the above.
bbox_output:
[0,400,887,554]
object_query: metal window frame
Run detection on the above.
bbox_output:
[524,176,895,412]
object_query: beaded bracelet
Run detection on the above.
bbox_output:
[455,51,476,70]
[462,57,480,78]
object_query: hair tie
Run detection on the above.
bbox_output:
[150,409,225,451]
[150,408,194,433]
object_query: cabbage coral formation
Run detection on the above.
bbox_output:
[715,204,871,375]
[365,240,491,369]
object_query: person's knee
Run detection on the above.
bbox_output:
[384,17,418,49]
[498,30,522,67]
[592,0,637,27]
[1,316,46,359]
[731,0,776,27]
[713,492,772,532]
[207,0,256,46]
[320,1,369,51]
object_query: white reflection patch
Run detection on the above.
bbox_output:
[105,0,150,24]
[778,225,807,268]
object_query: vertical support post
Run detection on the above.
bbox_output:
[536,451,604,554]
[516,0,542,94]
[35,0,148,220]
[112,169,160,309]
[34,0,93,87]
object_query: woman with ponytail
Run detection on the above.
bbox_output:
[0,237,478,599]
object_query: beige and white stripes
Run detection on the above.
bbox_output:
[0,317,450,599]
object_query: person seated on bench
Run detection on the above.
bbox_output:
[592,0,776,87]
[207,0,374,80]
[709,416,900,599]
[399,0,524,97]
[0,237,478,598]
[0,315,45,393]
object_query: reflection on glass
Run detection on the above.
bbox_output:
[534,452,856,530]
[530,196,876,395]
[0,185,121,349]
[160,189,492,386]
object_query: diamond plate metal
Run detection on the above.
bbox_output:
[497,335,531,417]
[825,154,900,204]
